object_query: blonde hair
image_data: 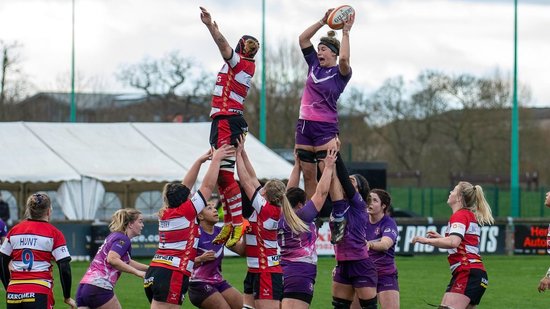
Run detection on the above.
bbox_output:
[25,193,51,220]
[319,30,341,55]
[109,208,142,233]
[458,181,494,226]
[264,180,308,234]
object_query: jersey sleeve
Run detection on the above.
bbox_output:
[296,201,319,223]
[52,228,71,261]
[302,46,318,67]
[381,217,398,243]
[110,234,132,257]
[251,186,267,213]
[191,190,207,215]
[0,230,13,256]
[448,211,469,239]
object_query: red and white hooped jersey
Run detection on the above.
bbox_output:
[0,219,70,293]
[245,188,282,273]
[445,209,485,273]
[210,51,256,118]
[150,191,206,276]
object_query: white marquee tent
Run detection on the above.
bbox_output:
[0,122,293,220]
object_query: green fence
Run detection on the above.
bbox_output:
[387,186,550,219]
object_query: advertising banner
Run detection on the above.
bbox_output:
[58,221,507,258]
[514,224,550,255]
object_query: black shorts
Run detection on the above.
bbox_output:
[446,268,488,305]
[144,266,189,305]
[7,292,50,309]
[209,115,248,148]
[243,271,283,300]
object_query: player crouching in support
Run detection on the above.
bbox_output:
[200,6,260,247]
[0,193,77,309]
[144,145,234,309]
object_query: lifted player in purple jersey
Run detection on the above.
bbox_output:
[352,189,399,309]
[76,208,149,309]
[295,9,355,201]
[278,150,336,309]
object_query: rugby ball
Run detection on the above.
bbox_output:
[327,5,355,30]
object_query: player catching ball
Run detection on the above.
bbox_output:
[200,6,260,247]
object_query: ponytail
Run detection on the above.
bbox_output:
[472,185,494,226]
[458,182,494,226]
[265,180,308,234]
[281,195,309,234]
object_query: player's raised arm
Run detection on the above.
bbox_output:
[200,6,233,60]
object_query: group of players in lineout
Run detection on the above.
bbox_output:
[0,7,496,309]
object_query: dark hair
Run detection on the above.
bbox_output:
[25,193,51,220]
[163,182,191,208]
[286,187,306,209]
[371,189,391,214]
[351,174,370,203]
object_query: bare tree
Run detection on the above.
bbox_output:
[0,40,30,120]
[117,50,212,121]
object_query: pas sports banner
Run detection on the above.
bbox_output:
[313,223,506,256]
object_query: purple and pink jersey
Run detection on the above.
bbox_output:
[366,215,398,275]
[333,192,369,261]
[277,201,319,265]
[80,232,131,290]
[190,225,225,284]
[299,47,352,124]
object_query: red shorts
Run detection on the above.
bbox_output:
[243,271,283,300]
[209,115,248,148]
[144,266,189,305]
[446,268,488,305]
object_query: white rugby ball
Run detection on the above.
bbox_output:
[327,5,355,30]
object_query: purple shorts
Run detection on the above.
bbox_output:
[76,283,114,308]
[333,258,378,288]
[187,280,232,307]
[282,261,316,296]
[295,119,339,147]
[377,272,399,292]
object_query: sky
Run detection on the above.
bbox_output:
[0,0,549,106]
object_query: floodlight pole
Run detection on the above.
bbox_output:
[70,0,76,122]
[259,0,267,143]
[511,0,519,217]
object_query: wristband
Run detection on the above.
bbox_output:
[319,19,325,26]
[546,267,550,278]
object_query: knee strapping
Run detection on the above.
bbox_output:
[220,157,236,170]
[315,150,328,160]
[332,297,352,309]
[359,296,378,309]
[296,149,316,163]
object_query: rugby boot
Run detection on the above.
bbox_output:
[212,224,233,245]
[329,215,347,244]
[225,224,243,247]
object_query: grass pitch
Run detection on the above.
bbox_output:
[1,255,549,308]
